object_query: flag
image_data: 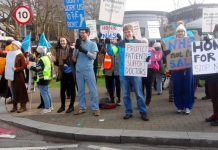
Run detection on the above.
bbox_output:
[22,33,31,53]
[38,33,52,49]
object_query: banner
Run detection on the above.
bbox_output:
[63,0,86,30]
[192,39,218,75]
[99,0,126,26]
[22,33,31,53]
[202,8,218,33]
[100,25,123,39]
[86,20,97,39]
[124,21,141,40]
[38,33,52,49]
[124,43,148,77]
[166,37,194,70]
[147,21,161,39]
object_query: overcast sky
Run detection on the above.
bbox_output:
[125,0,218,12]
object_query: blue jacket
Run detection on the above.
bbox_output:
[107,39,141,76]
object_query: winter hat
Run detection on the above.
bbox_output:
[36,46,47,54]
[141,38,148,44]
[12,40,21,49]
[176,24,186,32]
[153,42,161,48]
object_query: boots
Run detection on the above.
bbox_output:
[10,102,17,113]
[17,103,27,113]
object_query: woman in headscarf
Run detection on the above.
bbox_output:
[0,40,29,113]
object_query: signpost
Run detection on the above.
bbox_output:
[13,6,32,25]
[192,39,218,75]
[124,43,148,77]
[63,0,86,30]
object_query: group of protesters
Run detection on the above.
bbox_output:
[0,22,218,126]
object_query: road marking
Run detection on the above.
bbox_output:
[0,134,16,139]
[0,144,78,150]
[88,145,122,150]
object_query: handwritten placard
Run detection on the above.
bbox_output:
[192,39,218,75]
[166,37,195,70]
[124,43,148,77]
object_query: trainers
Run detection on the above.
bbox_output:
[123,114,132,120]
[74,109,86,115]
[40,109,51,114]
[49,106,54,111]
[205,116,216,122]
[177,109,182,113]
[185,108,191,115]
[210,121,218,126]
[93,110,100,116]
[140,112,149,121]
[116,99,121,106]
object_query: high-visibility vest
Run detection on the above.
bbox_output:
[103,53,112,69]
[36,56,52,82]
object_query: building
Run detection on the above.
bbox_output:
[123,10,168,38]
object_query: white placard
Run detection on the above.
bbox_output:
[202,8,218,33]
[100,25,123,39]
[99,0,126,26]
[124,21,141,39]
[124,43,148,77]
[147,21,161,39]
[86,20,97,39]
[192,39,218,75]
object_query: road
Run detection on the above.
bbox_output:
[0,121,217,150]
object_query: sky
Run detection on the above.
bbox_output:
[125,0,218,12]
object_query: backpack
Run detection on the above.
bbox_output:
[99,97,116,109]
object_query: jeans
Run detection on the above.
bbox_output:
[37,85,52,109]
[120,76,146,114]
[156,72,163,94]
[76,68,99,111]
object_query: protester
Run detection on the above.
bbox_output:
[205,24,218,126]
[55,37,76,113]
[0,40,29,113]
[106,24,149,121]
[171,22,194,115]
[73,28,100,116]
[103,37,121,105]
[28,46,53,114]
[153,42,164,95]
[0,40,13,102]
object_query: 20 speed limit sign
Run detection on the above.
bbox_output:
[13,6,32,24]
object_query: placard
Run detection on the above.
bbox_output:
[147,21,161,39]
[124,43,148,77]
[86,20,97,39]
[192,39,218,75]
[99,0,126,26]
[124,21,141,39]
[202,8,218,33]
[63,0,86,30]
[100,25,123,39]
[166,37,194,70]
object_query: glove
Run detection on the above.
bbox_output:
[146,56,151,62]
[117,33,122,41]
[75,39,81,49]
[105,38,110,44]
[78,46,88,54]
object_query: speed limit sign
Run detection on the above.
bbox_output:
[13,6,32,24]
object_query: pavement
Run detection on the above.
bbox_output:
[1,85,218,147]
